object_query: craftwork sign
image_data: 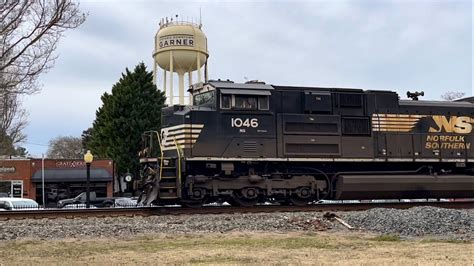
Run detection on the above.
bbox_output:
[55,161,86,168]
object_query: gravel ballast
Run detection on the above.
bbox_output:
[342,206,473,239]
[0,207,472,241]
[0,212,336,240]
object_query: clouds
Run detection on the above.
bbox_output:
[22,0,472,156]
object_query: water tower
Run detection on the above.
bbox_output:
[153,15,209,105]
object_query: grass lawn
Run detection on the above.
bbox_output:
[1,232,472,265]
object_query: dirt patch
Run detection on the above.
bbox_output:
[0,232,472,265]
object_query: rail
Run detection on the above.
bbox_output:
[0,201,472,221]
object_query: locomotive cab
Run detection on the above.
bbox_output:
[190,80,271,112]
[156,80,277,159]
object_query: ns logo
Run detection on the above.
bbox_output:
[429,116,473,134]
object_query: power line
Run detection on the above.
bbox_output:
[18,141,49,147]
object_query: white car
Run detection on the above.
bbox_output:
[0,197,39,210]
[114,198,146,207]
[61,204,97,209]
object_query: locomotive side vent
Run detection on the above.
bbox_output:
[285,122,338,133]
[342,117,371,135]
[243,141,257,153]
[285,143,339,154]
[339,93,363,108]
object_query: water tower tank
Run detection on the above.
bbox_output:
[153,16,209,105]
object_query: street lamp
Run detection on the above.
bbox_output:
[84,150,94,208]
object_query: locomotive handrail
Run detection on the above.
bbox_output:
[172,136,183,197]
[144,130,165,182]
[157,131,164,182]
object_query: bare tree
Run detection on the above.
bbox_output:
[0,0,87,95]
[47,135,83,159]
[441,91,466,101]
[0,91,27,154]
[0,0,86,154]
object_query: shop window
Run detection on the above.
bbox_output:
[0,181,11,197]
[0,180,22,198]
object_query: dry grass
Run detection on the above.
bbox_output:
[0,232,472,265]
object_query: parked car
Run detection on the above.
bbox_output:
[47,189,69,201]
[61,204,97,209]
[0,198,39,210]
[316,200,360,204]
[113,197,148,207]
[57,192,116,208]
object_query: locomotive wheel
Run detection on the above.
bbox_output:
[232,190,258,207]
[182,188,205,208]
[289,187,313,206]
[289,195,311,206]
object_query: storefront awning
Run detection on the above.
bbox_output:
[31,169,112,183]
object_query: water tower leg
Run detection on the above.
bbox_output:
[163,69,167,102]
[205,62,208,82]
[197,55,202,83]
[169,51,174,105]
[188,71,193,105]
[179,73,184,105]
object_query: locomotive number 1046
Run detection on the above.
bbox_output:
[231,118,259,128]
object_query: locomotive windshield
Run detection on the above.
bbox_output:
[193,90,216,106]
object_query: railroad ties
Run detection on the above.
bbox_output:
[0,201,472,221]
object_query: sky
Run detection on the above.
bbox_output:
[22,0,473,157]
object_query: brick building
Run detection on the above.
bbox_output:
[0,158,114,206]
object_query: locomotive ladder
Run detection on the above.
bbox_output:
[152,131,182,200]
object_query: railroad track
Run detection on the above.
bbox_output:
[0,201,472,221]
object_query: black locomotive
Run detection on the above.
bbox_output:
[138,80,474,207]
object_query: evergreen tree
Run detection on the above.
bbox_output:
[88,63,165,177]
[81,127,93,151]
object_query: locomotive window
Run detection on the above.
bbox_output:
[221,94,231,109]
[194,90,215,106]
[235,96,258,110]
[258,96,269,110]
[220,94,270,111]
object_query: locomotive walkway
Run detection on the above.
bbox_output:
[0,201,472,220]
